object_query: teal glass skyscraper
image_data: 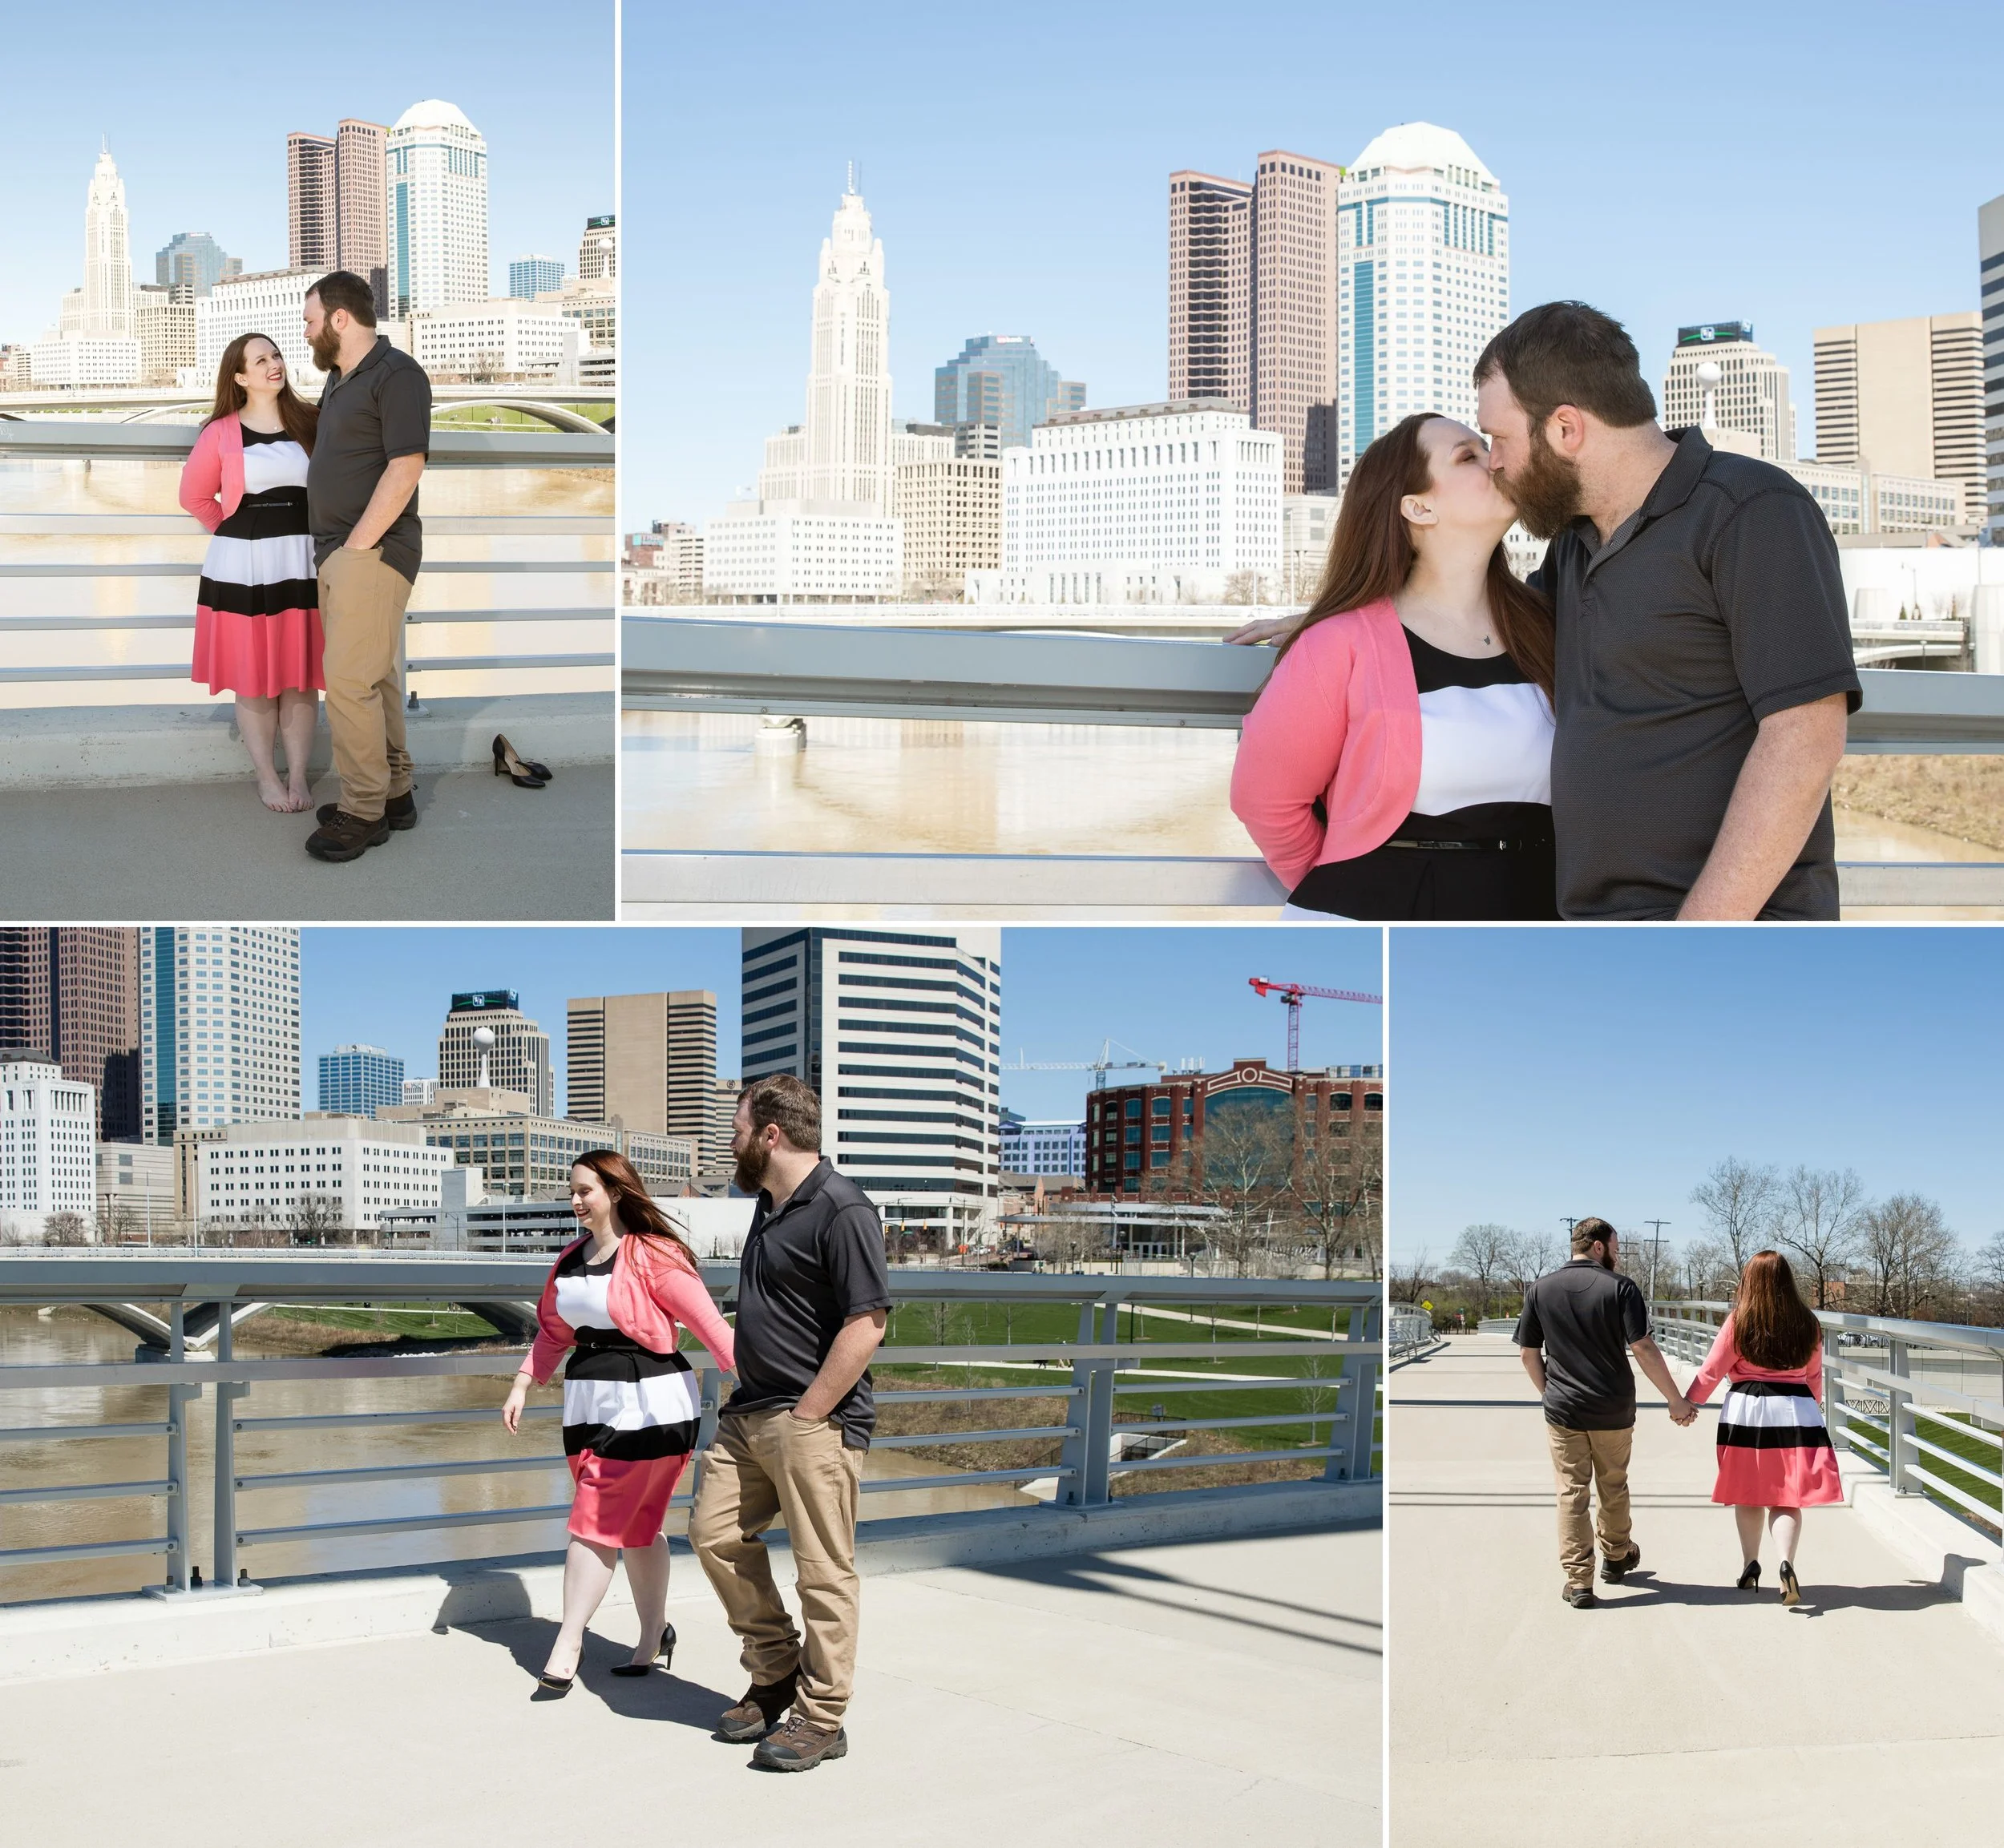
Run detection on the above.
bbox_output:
[934,334,1085,450]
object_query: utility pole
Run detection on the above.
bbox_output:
[1641,1217,1671,1307]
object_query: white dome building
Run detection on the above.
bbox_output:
[1336,122,1510,482]
[386,99,489,317]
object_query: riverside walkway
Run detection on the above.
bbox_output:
[1391,1335,2004,1846]
[0,1525,1378,1846]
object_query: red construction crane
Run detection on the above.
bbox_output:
[1247,977,1383,1071]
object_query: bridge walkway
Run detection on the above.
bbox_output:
[0,1527,1378,1847]
[1390,1336,2004,1846]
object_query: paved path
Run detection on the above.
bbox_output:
[0,1528,1379,1848]
[0,765,613,919]
[1391,1337,2004,1846]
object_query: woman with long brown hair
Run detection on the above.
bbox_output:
[176,333,324,812]
[1682,1249,1843,1605]
[1230,413,1558,919]
[501,1150,736,1693]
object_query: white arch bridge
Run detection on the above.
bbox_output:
[0,384,611,434]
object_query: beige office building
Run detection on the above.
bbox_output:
[1813,313,1985,526]
[1168,171,1252,416]
[567,991,717,1160]
[892,455,1001,596]
[437,992,552,1116]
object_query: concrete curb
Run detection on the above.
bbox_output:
[0,694,613,789]
[1840,1455,2004,1646]
[0,1479,1376,1683]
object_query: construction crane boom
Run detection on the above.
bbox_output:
[1246,977,1384,1072]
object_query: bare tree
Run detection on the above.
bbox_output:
[1972,1229,2004,1325]
[1449,1224,1517,1321]
[1390,1246,1433,1306]
[1777,1166,1866,1309]
[1501,1231,1544,1310]
[1678,1236,1734,1301]
[1287,1128,1380,1279]
[1186,1108,1294,1277]
[285,1192,347,1249]
[44,1211,89,1246]
[1857,1192,1962,1321]
[1689,1157,1779,1273]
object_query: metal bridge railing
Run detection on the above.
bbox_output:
[1390,1310,1438,1359]
[1652,1297,2004,1548]
[0,1257,1378,1600]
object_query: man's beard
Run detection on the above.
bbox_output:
[307,325,343,370]
[1499,426,1585,539]
[733,1138,772,1196]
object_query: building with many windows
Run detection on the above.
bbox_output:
[578,214,616,280]
[1168,171,1253,418]
[195,1117,453,1233]
[0,929,139,1143]
[139,928,301,1147]
[194,269,325,392]
[892,454,1001,595]
[933,334,1085,452]
[436,992,552,1115]
[134,285,196,387]
[703,504,902,603]
[740,928,1002,1251]
[410,298,582,381]
[386,99,489,321]
[0,1055,96,1241]
[1783,460,1962,537]
[567,991,718,1164]
[1661,322,1795,463]
[156,231,241,297]
[1984,193,2004,540]
[288,119,390,313]
[95,1140,175,1241]
[1000,1112,1086,1180]
[317,1044,405,1118]
[375,1091,697,1201]
[508,256,565,300]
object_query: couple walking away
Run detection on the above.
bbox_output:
[1230,300,1862,921]
[179,269,442,862]
[500,1074,891,1774]
[1515,1220,1840,1610]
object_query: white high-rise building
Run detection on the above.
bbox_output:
[193,269,325,392]
[196,1118,453,1233]
[740,928,1002,1250]
[0,1055,97,1241]
[386,99,490,319]
[1661,322,1796,463]
[83,146,134,339]
[436,991,552,1115]
[138,928,301,1147]
[972,401,1283,606]
[1335,123,1509,483]
[410,298,583,379]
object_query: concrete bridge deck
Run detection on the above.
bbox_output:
[0,1527,1377,1848]
[1391,1336,2004,1846]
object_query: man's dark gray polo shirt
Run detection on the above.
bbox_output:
[308,335,433,584]
[1514,1259,1650,1431]
[723,1158,894,1450]
[1530,429,1861,919]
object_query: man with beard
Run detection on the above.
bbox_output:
[1473,301,1858,918]
[300,270,432,862]
[689,1073,891,1772]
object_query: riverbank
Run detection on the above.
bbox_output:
[1835,756,2004,853]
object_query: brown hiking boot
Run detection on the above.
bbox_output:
[714,1670,798,1742]
[751,1715,848,1772]
[1601,1543,1642,1584]
[317,790,416,831]
[1562,1583,1595,1608]
[305,809,391,861]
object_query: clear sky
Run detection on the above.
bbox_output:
[1388,929,2004,1265]
[621,0,2001,529]
[0,1,612,346]
[298,924,1383,1123]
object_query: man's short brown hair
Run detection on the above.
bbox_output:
[741,1074,821,1152]
[1474,301,1656,431]
[309,270,378,329]
[1571,1217,1618,1257]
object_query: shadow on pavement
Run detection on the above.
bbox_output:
[1595,1568,1957,1616]
[454,1615,734,1729]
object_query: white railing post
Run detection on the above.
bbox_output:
[163,1302,195,1592]
[1886,1339,1912,1495]
[212,1305,240,1589]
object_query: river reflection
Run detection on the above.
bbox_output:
[0,1308,1033,1607]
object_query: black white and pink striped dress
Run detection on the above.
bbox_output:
[1684,1316,1844,1507]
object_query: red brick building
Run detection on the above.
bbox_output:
[0,928,142,1142]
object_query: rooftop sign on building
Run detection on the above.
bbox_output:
[1677,321,1755,346]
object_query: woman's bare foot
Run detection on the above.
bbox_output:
[254,771,291,812]
[285,781,313,813]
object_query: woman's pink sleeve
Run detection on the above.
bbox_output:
[524,1261,573,1384]
[654,1257,736,1373]
[1682,1317,1737,1406]
[177,430,225,533]
[1803,1338,1824,1398]
[1230,636,1350,891]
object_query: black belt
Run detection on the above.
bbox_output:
[1383,836,1551,853]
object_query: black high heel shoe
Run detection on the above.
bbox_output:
[492,734,552,788]
[1778,1561,1801,1607]
[610,1622,677,1677]
[1735,1559,1762,1593]
[535,1669,574,1696]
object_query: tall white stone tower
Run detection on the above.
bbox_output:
[386,99,490,317]
[800,172,894,509]
[83,145,134,339]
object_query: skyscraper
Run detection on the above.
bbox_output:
[0,929,140,1143]
[139,928,302,1147]
[0,1055,96,1241]
[288,132,338,270]
[156,232,241,297]
[1986,193,2004,539]
[83,145,134,339]
[932,335,1085,452]
[509,255,566,300]
[436,991,552,1113]
[386,99,490,318]
[578,214,616,280]
[334,118,390,313]
[566,992,718,1160]
[1335,123,1509,484]
[1168,171,1252,414]
[740,928,1001,1249]
[1251,151,1343,495]
[1662,323,1796,463]
[317,1044,406,1117]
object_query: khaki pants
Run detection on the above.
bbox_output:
[1546,1422,1634,1588]
[689,1407,864,1729]
[318,545,414,823]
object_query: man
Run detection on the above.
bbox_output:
[301,271,432,863]
[1515,1217,1695,1608]
[1475,302,1860,919]
[689,1074,891,1772]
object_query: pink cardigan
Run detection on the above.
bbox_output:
[1230,599,1422,890]
[523,1232,737,1384]
[1683,1315,1824,1406]
[177,415,248,534]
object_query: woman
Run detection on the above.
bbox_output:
[1683,1249,1843,1606]
[178,333,323,813]
[1230,413,1557,920]
[501,1151,736,1693]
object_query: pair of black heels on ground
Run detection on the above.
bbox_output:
[493,733,554,789]
[536,1622,675,1696]
[1736,1560,1802,1606]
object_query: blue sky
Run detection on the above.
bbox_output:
[0,1,612,345]
[298,925,1382,1122]
[1389,930,2004,1262]
[622,0,2001,527]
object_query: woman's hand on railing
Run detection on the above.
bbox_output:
[1223,612,1302,647]
[501,1373,531,1435]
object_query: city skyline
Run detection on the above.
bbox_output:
[0,2,611,348]
[626,0,2002,527]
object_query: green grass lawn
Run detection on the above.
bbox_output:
[262,1304,499,1339]
[1905,1411,2004,1523]
[431,402,612,431]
